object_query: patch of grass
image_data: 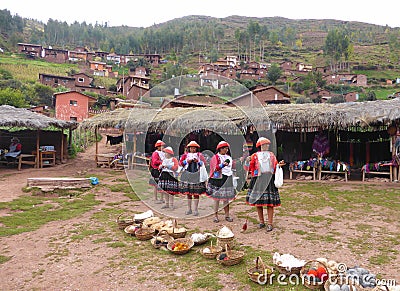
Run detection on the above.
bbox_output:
[0,255,12,264]
[107,242,126,248]
[0,193,100,237]
[192,274,224,290]
[93,237,114,244]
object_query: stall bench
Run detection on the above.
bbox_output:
[361,162,394,182]
[289,159,318,180]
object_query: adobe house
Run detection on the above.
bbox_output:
[226,85,291,106]
[221,68,237,79]
[116,75,150,98]
[17,43,43,58]
[71,73,93,87]
[54,91,97,122]
[68,50,88,62]
[43,48,69,63]
[344,92,359,102]
[39,73,76,90]
[125,83,149,101]
[89,61,109,76]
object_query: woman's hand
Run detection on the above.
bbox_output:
[278,160,286,166]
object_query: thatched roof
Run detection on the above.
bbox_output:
[78,98,400,133]
[0,105,77,129]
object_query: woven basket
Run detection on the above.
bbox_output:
[247,256,274,284]
[134,227,155,241]
[167,238,194,255]
[201,241,223,259]
[301,260,329,290]
[151,230,173,249]
[168,219,187,239]
[116,213,134,230]
[124,224,141,236]
[216,244,244,266]
[275,263,303,276]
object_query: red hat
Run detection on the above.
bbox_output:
[163,146,174,155]
[216,141,230,150]
[155,140,165,147]
[256,137,271,147]
[186,141,200,148]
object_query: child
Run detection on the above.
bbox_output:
[158,147,179,209]
[244,137,285,232]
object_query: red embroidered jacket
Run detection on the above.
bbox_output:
[244,151,278,177]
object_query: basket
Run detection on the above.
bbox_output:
[301,260,329,290]
[216,227,235,250]
[275,263,303,276]
[124,224,141,236]
[201,241,223,259]
[151,230,173,249]
[134,227,155,241]
[168,219,187,239]
[167,238,194,255]
[116,213,134,230]
[142,216,162,228]
[216,244,245,266]
[247,256,274,284]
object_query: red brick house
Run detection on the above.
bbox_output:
[54,91,97,122]
[43,48,69,63]
[344,92,359,102]
[221,68,237,79]
[226,85,291,106]
[39,73,76,90]
[116,75,150,98]
[126,83,150,101]
[71,73,93,87]
[324,74,367,86]
[17,43,43,58]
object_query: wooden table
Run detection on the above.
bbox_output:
[39,151,56,168]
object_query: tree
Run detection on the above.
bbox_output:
[267,64,282,84]
[0,88,27,107]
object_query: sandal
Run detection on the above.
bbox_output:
[161,205,169,209]
[225,217,233,222]
[193,211,199,216]
[266,224,273,232]
[185,210,192,215]
[213,218,220,223]
[258,223,266,229]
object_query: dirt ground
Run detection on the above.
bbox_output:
[0,138,399,290]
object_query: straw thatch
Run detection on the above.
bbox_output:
[0,105,77,129]
[78,98,400,133]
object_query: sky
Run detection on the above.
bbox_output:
[1,0,400,28]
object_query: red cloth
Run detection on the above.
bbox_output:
[150,151,162,169]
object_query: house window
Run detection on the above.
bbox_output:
[70,117,77,121]
[78,77,84,83]
[70,100,78,106]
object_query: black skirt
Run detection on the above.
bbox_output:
[246,173,281,207]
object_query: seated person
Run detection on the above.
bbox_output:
[4,137,22,162]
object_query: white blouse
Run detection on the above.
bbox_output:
[218,153,233,176]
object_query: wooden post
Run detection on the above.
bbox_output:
[60,129,64,163]
[95,126,98,166]
[36,129,40,168]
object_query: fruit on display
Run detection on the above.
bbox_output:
[171,242,189,251]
